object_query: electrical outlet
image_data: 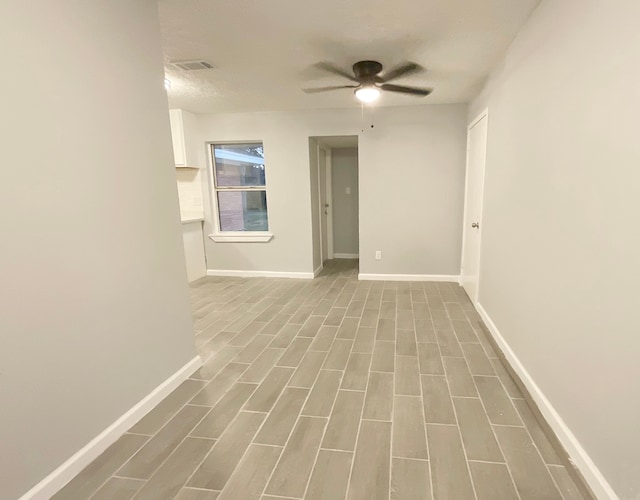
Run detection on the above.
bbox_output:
[346,187,351,194]
[375,251,382,260]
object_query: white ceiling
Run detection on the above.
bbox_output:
[158,0,540,114]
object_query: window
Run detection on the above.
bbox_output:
[209,143,271,242]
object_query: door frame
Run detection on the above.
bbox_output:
[317,145,334,263]
[460,108,489,304]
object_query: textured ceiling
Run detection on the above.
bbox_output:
[158,0,540,113]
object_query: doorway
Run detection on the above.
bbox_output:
[309,135,359,274]
[460,109,488,303]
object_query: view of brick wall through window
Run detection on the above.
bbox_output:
[213,144,268,231]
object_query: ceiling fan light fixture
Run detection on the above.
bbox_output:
[355,85,381,103]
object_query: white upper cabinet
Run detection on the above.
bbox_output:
[169,109,200,168]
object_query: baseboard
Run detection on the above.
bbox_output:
[313,264,323,277]
[475,303,617,500]
[333,253,359,259]
[358,273,460,282]
[20,355,203,500]
[206,269,314,279]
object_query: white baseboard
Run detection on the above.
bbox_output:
[20,355,203,500]
[358,273,460,282]
[475,304,617,500]
[313,264,323,277]
[333,253,359,259]
[207,269,314,279]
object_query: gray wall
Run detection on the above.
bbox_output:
[331,148,359,255]
[0,1,197,498]
[198,105,467,276]
[470,0,640,497]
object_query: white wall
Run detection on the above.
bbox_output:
[308,138,322,271]
[0,1,197,498]
[176,168,204,220]
[331,148,359,256]
[470,1,640,497]
[198,105,467,276]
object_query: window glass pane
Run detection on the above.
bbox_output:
[217,190,268,231]
[213,144,266,187]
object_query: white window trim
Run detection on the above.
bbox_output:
[209,232,273,243]
[206,141,272,243]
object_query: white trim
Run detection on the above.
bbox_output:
[475,304,617,500]
[313,264,323,277]
[460,108,489,302]
[334,253,359,259]
[358,273,460,282]
[207,269,314,279]
[19,356,203,500]
[208,233,273,243]
[317,145,325,265]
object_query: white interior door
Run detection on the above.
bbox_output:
[461,110,488,303]
[319,148,329,262]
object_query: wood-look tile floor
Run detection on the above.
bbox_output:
[54,259,588,500]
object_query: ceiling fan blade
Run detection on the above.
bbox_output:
[379,83,433,96]
[303,85,359,94]
[382,62,423,82]
[314,62,359,82]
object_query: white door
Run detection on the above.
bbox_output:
[461,110,488,303]
[319,148,329,262]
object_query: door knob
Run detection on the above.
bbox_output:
[324,203,330,208]
[471,222,480,229]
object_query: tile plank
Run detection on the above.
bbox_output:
[494,425,563,500]
[390,458,432,500]
[395,355,421,396]
[474,376,521,425]
[393,396,428,459]
[427,424,475,500]
[254,387,309,446]
[363,371,394,421]
[133,437,215,500]
[217,444,282,500]
[341,352,372,390]
[305,449,353,500]
[371,340,395,372]
[187,412,266,491]
[302,370,343,417]
[244,367,295,412]
[117,405,209,479]
[453,397,503,462]
[469,461,519,500]
[322,390,365,451]
[51,434,149,500]
[265,417,327,498]
[347,420,391,500]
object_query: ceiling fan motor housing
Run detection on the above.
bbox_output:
[352,60,383,81]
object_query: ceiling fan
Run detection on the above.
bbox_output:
[303,60,433,103]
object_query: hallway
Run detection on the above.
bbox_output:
[54,260,587,499]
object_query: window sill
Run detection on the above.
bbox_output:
[208,233,273,243]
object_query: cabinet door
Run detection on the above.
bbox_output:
[169,109,186,166]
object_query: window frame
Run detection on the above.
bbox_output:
[207,141,273,243]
